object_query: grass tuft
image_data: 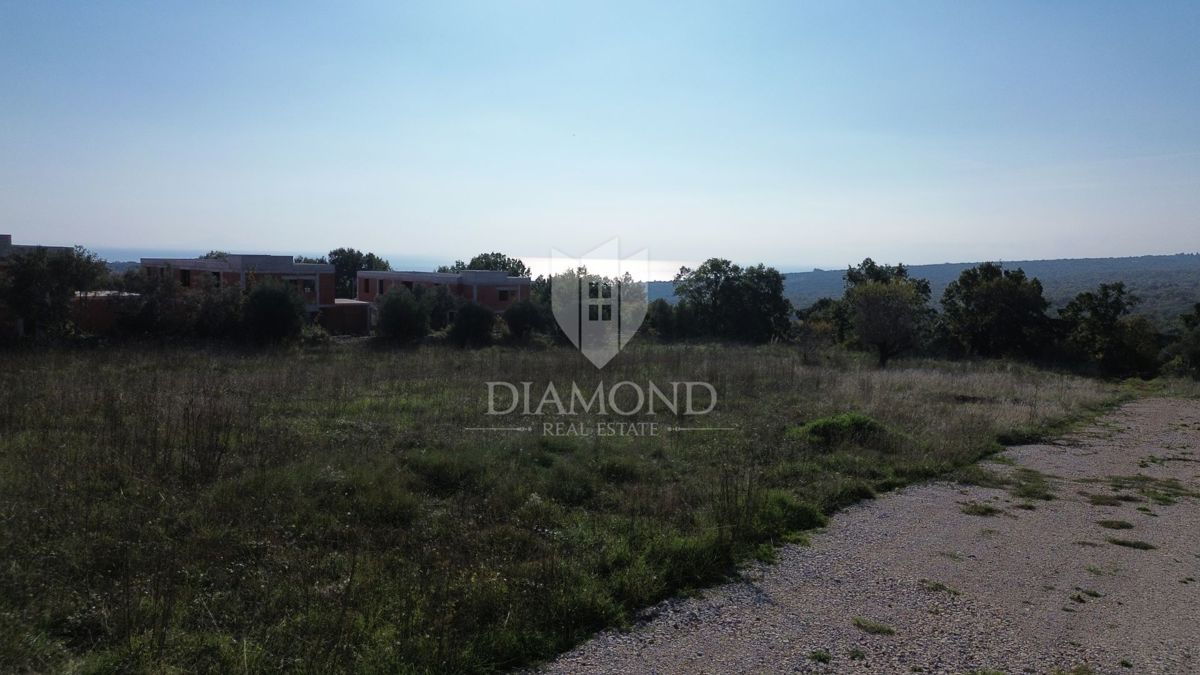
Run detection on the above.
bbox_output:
[852,617,896,635]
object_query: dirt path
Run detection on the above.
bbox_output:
[543,398,1200,674]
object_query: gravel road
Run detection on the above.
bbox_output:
[542,398,1200,674]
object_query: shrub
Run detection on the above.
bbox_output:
[787,412,888,448]
[242,280,305,343]
[377,288,430,342]
[449,302,495,348]
[300,323,331,348]
[194,283,243,339]
[502,300,543,341]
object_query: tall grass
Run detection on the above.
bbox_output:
[0,343,1119,672]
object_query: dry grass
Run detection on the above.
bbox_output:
[0,342,1120,672]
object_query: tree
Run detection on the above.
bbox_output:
[243,280,306,343]
[672,259,792,343]
[845,258,932,300]
[200,250,229,260]
[645,298,675,340]
[449,302,495,348]
[420,285,459,331]
[847,280,927,367]
[1,246,107,336]
[194,276,244,339]
[294,255,327,264]
[1165,304,1200,378]
[502,300,543,342]
[438,252,530,278]
[940,262,1050,358]
[327,248,391,298]
[1060,282,1158,376]
[377,287,429,342]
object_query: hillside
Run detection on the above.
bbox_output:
[649,253,1200,327]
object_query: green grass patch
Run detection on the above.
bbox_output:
[852,617,896,635]
[1096,519,1134,530]
[961,502,1002,516]
[1106,537,1157,550]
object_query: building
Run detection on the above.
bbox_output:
[356,269,531,312]
[0,233,72,267]
[141,254,370,334]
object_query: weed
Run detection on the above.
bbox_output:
[852,617,895,635]
[918,579,960,596]
[1096,520,1134,530]
[961,502,1002,517]
[1106,538,1157,550]
[809,649,831,663]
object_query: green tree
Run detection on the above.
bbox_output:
[845,258,932,300]
[502,300,543,342]
[1,246,107,336]
[449,302,495,348]
[438,252,530,278]
[327,248,391,298]
[645,298,675,340]
[847,280,927,367]
[377,287,430,342]
[243,280,306,343]
[940,262,1050,357]
[1165,304,1200,378]
[294,255,327,264]
[1060,282,1139,374]
[200,250,229,260]
[672,259,792,343]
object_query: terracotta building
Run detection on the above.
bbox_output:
[356,269,531,312]
[141,254,370,334]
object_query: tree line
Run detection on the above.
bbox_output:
[2,244,1199,380]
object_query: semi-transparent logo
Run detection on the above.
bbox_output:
[550,238,648,369]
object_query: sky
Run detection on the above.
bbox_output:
[2,1,1198,275]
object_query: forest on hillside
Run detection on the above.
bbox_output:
[649,253,1200,326]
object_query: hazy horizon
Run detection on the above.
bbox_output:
[3,2,1199,265]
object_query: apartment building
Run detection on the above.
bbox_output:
[356,269,531,312]
[141,254,370,334]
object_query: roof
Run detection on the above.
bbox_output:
[358,269,530,285]
[0,234,72,260]
[141,254,334,274]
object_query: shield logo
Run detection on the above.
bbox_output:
[550,239,649,369]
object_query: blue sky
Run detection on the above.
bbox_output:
[2,1,1198,273]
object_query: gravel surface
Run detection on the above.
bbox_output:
[541,398,1200,674]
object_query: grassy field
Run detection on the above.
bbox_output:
[0,341,1125,673]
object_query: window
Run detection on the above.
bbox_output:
[498,289,511,302]
[302,279,315,294]
[211,271,221,283]
[180,269,191,287]
[602,305,612,320]
[588,304,599,321]
[403,281,413,290]
[362,278,370,293]
[379,280,388,293]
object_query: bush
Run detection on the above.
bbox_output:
[377,288,429,342]
[194,282,243,339]
[787,412,888,449]
[502,300,543,341]
[449,302,495,348]
[300,324,331,348]
[242,280,305,343]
